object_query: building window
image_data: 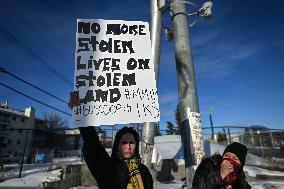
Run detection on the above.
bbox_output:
[17,140,20,145]
[19,130,22,133]
[8,139,12,144]
[21,117,25,122]
[8,151,11,154]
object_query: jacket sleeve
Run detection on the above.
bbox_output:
[192,158,226,189]
[79,126,110,183]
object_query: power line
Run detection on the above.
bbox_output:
[0,25,73,86]
[0,67,68,104]
[0,82,71,116]
[5,1,74,69]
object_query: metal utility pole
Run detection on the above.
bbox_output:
[141,0,164,169]
[209,113,214,140]
[227,128,231,144]
[19,129,28,178]
[257,131,264,157]
[270,131,275,148]
[19,107,35,178]
[171,0,205,187]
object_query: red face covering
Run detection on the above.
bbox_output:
[222,157,241,185]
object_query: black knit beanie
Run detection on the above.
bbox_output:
[223,142,247,167]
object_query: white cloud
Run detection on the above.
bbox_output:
[160,109,175,116]
[159,93,178,104]
[192,30,220,47]
[193,37,264,79]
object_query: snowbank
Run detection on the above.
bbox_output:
[244,166,284,178]
[152,137,273,167]
[1,171,284,189]
[250,181,284,189]
[0,169,62,189]
[152,135,183,164]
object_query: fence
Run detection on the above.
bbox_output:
[1,125,284,183]
[1,125,283,165]
[160,126,284,162]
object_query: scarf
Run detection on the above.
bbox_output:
[222,157,241,185]
[126,157,144,189]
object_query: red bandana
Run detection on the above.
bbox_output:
[222,157,241,185]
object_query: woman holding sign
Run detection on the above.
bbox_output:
[69,92,153,189]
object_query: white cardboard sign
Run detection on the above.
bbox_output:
[73,19,160,127]
[188,111,204,165]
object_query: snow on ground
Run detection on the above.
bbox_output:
[250,181,284,189]
[1,169,284,189]
[0,169,62,189]
[52,156,81,164]
[162,181,284,189]
[2,156,82,180]
[153,137,278,170]
[153,137,273,167]
[154,181,184,189]
[69,181,284,189]
[244,166,284,177]
[1,141,284,188]
[152,135,183,164]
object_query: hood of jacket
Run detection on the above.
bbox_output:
[111,126,140,158]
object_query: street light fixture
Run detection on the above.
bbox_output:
[160,0,212,41]
[199,1,213,19]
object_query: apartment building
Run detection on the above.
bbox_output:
[0,102,35,163]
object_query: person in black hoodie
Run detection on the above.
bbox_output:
[192,142,251,189]
[69,92,153,189]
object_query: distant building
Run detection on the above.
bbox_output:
[0,102,35,163]
[53,128,81,157]
[0,102,82,163]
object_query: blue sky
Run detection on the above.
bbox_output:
[1,0,284,133]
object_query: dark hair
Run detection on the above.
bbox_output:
[111,126,140,158]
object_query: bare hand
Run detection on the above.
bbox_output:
[68,91,80,109]
[220,160,234,180]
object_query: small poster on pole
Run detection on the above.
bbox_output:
[73,19,160,127]
[188,111,204,165]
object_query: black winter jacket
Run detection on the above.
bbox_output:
[79,127,153,189]
[192,154,251,189]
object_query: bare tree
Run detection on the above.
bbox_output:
[43,112,67,129]
[41,112,68,152]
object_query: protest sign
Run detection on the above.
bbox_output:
[73,19,160,127]
[188,111,204,165]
